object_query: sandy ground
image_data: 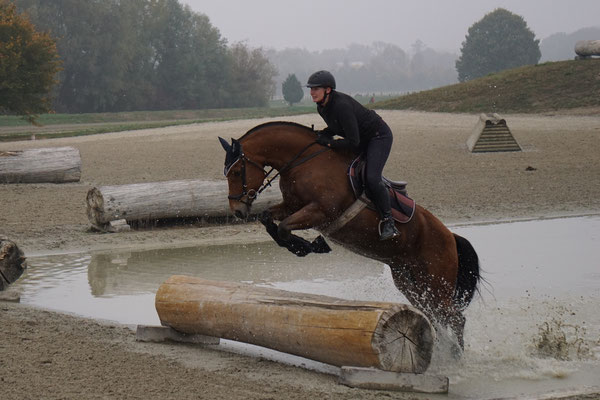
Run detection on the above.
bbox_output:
[1,110,600,399]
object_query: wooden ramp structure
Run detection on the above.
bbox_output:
[155,276,435,374]
[467,113,521,153]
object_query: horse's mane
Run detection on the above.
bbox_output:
[239,121,314,141]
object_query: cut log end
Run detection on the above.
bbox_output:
[0,238,27,291]
[373,307,435,374]
[86,187,106,225]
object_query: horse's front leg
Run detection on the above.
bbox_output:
[259,202,330,257]
[277,202,326,240]
[267,202,289,221]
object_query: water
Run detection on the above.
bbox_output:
[11,216,600,399]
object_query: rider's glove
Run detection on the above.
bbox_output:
[316,133,333,146]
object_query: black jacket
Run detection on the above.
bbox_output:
[317,90,383,152]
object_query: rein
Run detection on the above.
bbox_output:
[226,141,330,206]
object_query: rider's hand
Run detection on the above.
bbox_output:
[316,134,332,146]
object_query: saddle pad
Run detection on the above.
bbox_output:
[349,157,415,224]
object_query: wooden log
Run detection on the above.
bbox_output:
[575,40,600,57]
[0,146,81,183]
[86,180,282,229]
[0,237,27,291]
[155,275,435,373]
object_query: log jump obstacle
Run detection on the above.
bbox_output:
[149,276,447,393]
[0,237,27,292]
[575,40,600,59]
[155,276,435,371]
[86,180,282,231]
[0,146,81,183]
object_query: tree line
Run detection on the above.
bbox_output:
[270,9,548,96]
[12,0,276,113]
[267,41,459,98]
[4,2,560,121]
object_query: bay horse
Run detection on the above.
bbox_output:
[219,121,480,349]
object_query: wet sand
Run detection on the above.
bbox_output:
[1,110,599,399]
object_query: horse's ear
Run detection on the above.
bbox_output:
[218,137,231,152]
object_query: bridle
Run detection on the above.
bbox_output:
[224,141,330,207]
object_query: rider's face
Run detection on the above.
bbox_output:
[310,87,330,103]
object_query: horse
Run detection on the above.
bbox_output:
[219,121,480,350]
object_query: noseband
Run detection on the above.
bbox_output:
[224,141,329,207]
[224,153,270,206]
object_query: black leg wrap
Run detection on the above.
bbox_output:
[310,235,332,253]
[259,215,331,257]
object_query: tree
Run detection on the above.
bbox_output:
[455,8,541,82]
[15,0,276,112]
[282,74,303,106]
[0,0,60,123]
[224,42,277,108]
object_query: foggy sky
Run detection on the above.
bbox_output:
[182,0,600,53]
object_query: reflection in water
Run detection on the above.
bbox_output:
[11,216,600,400]
[86,241,384,297]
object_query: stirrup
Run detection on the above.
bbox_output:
[378,218,399,241]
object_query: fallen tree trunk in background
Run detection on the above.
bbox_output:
[0,237,27,291]
[86,180,282,230]
[575,40,600,57]
[0,147,81,183]
[156,275,435,374]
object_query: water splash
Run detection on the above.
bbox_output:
[532,307,593,361]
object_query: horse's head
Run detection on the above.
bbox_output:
[219,137,266,219]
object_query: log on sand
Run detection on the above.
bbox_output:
[0,147,81,183]
[86,180,281,229]
[155,276,435,374]
[0,237,27,291]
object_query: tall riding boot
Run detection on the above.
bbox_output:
[370,181,400,241]
[379,210,399,241]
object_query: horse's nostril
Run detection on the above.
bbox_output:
[234,210,245,219]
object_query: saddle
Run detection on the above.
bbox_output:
[348,156,415,223]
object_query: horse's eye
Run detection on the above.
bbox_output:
[232,170,241,177]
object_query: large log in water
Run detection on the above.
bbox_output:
[0,147,81,183]
[156,275,435,373]
[0,237,27,291]
[86,180,282,229]
[575,40,600,57]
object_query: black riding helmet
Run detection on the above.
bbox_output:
[306,70,336,89]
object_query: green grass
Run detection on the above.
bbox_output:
[0,106,314,142]
[376,59,600,114]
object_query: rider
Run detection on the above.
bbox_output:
[307,70,400,241]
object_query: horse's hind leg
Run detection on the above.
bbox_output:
[449,312,466,350]
[389,262,465,354]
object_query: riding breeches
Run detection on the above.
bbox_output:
[364,122,394,218]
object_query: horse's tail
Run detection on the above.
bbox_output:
[453,233,481,311]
